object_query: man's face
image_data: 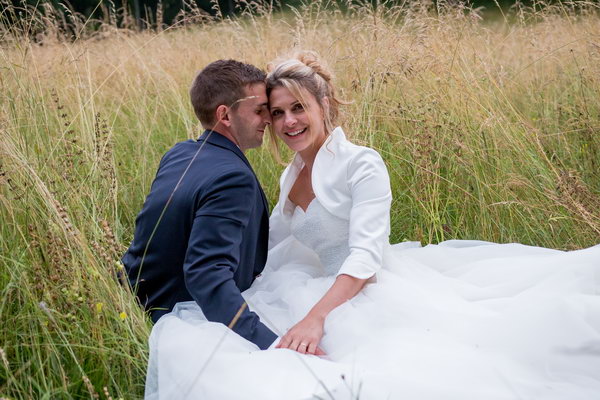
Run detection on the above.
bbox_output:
[229,83,271,151]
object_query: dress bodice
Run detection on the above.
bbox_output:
[290,198,350,276]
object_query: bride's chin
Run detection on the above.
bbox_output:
[277,136,304,151]
[286,141,308,153]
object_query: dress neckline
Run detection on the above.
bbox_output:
[292,197,317,215]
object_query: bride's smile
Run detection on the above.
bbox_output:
[285,127,306,137]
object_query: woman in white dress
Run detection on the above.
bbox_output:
[145,52,600,400]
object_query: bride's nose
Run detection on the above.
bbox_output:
[284,112,297,127]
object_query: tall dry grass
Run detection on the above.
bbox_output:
[1,0,599,398]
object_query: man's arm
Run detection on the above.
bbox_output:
[183,169,277,350]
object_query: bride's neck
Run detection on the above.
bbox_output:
[298,132,327,172]
[299,150,317,172]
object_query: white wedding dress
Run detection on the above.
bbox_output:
[146,196,600,400]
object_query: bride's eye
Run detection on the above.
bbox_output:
[292,103,304,113]
[271,109,282,117]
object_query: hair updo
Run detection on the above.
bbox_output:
[266,51,345,137]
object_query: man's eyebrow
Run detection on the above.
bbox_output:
[259,102,269,108]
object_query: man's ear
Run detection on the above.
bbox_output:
[216,105,231,127]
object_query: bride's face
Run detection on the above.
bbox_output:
[269,86,327,154]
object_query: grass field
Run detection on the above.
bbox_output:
[1,0,599,398]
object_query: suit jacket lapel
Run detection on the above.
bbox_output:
[198,130,270,213]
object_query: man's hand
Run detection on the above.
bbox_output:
[275,315,326,356]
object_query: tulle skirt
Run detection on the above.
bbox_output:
[145,240,600,399]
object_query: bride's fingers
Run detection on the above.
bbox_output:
[297,341,309,354]
[307,342,317,355]
[276,335,292,349]
[288,338,300,352]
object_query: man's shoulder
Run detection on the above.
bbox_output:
[162,139,249,171]
[159,139,197,163]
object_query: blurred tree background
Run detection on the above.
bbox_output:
[4,0,533,28]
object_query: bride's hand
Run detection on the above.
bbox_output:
[275,275,366,355]
[276,315,326,356]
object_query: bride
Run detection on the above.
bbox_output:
[145,52,600,399]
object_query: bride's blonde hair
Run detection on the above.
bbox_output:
[266,51,346,160]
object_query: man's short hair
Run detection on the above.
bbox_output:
[190,60,266,127]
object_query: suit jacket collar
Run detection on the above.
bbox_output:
[198,130,251,169]
[198,130,269,212]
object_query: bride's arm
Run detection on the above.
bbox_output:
[276,147,392,355]
[337,148,392,279]
[275,274,367,355]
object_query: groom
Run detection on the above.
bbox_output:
[122,60,277,349]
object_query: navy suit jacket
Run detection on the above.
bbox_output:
[123,130,277,349]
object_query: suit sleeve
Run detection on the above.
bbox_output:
[337,148,392,280]
[183,169,277,350]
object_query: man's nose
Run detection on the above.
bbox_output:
[263,113,272,125]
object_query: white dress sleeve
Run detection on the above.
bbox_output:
[336,148,392,280]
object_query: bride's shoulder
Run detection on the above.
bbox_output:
[330,130,390,193]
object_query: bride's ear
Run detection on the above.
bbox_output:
[216,105,231,127]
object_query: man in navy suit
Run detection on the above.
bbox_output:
[123,60,277,349]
